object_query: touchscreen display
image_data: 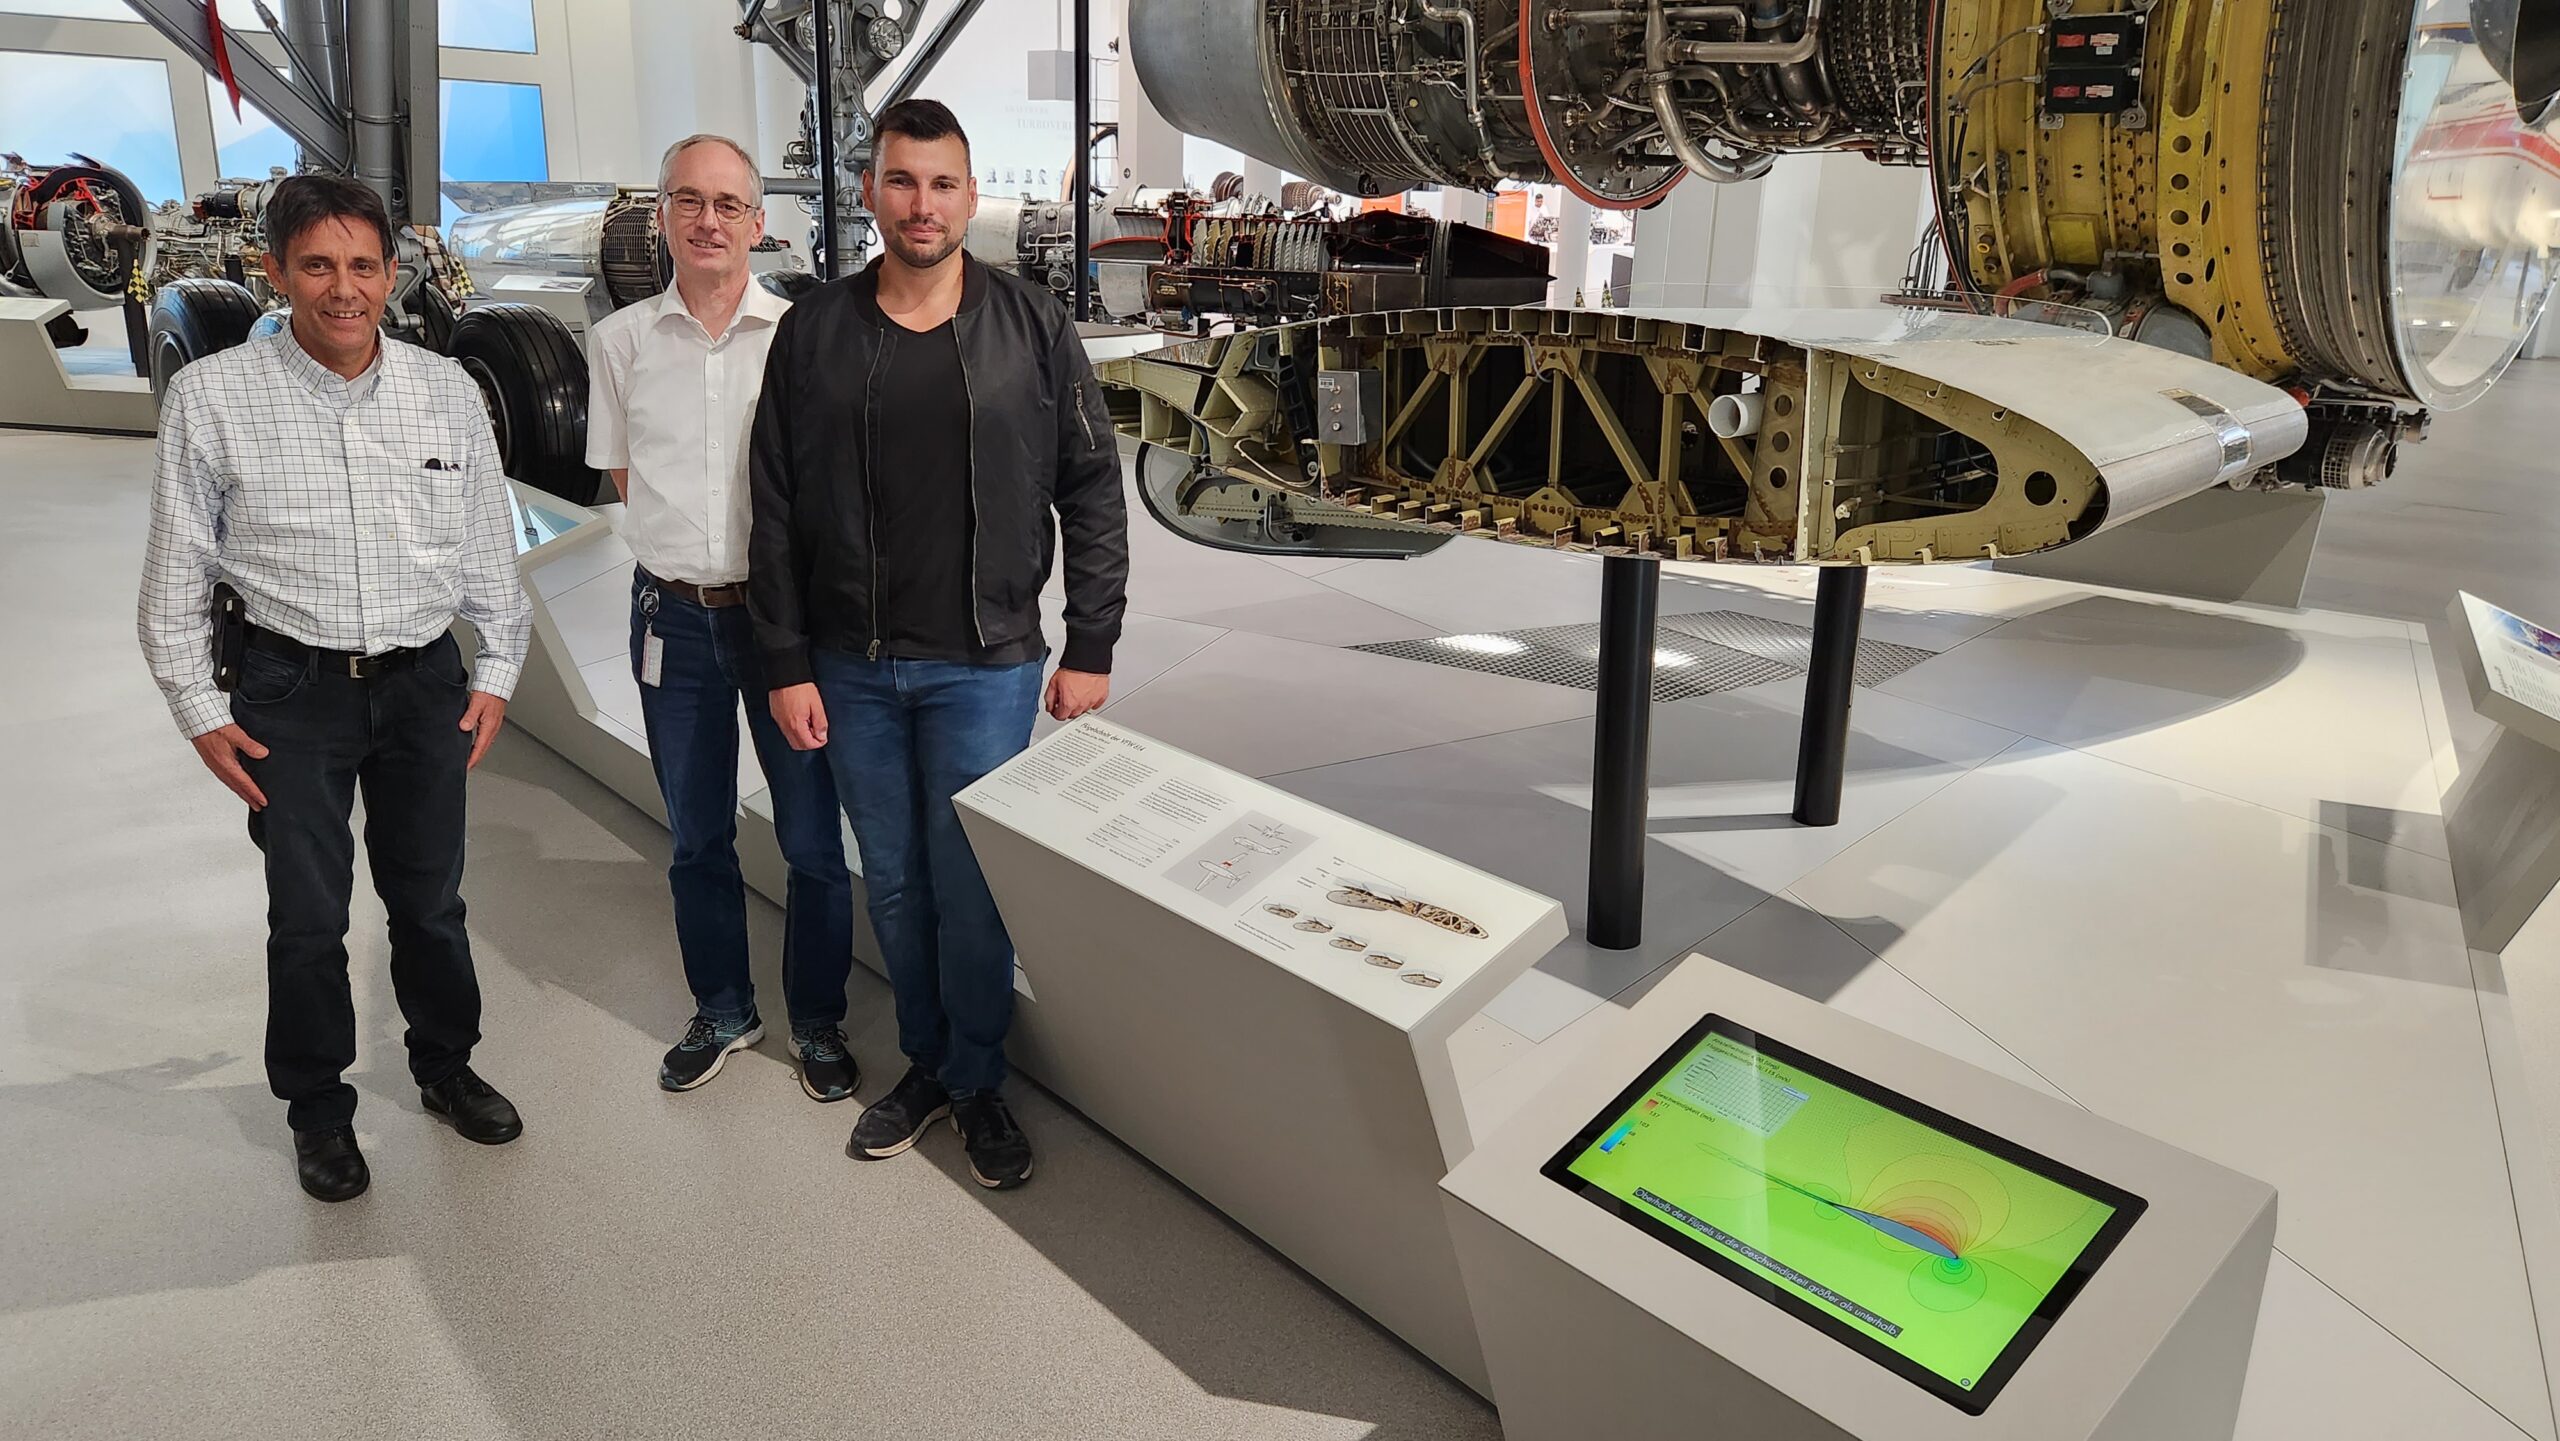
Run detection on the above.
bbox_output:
[1542,1017,2144,1413]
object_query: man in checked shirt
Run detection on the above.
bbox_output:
[138,175,533,1203]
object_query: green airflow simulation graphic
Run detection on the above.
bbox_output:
[1565,1032,2117,1391]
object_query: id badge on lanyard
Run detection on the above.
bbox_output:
[639,582,665,687]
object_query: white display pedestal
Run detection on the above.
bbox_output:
[1441,956,2278,1441]
[0,298,155,435]
[2443,592,2560,952]
[486,275,604,337]
[955,718,1569,1394]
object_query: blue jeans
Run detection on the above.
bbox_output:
[810,650,1042,1096]
[633,572,854,1034]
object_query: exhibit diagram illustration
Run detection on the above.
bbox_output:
[1327,883,1491,939]
[1179,816,1311,902]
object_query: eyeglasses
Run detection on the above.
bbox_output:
[665,190,756,222]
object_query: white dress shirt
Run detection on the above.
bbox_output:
[584,280,791,585]
[137,328,534,739]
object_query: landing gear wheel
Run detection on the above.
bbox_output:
[390,281,458,354]
[147,277,263,406]
[446,302,600,505]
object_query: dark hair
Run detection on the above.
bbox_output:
[264,174,397,262]
[873,98,972,172]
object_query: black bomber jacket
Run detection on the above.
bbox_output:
[746,253,1130,685]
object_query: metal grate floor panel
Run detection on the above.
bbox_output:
[1656,611,1938,689]
[1354,611,1937,702]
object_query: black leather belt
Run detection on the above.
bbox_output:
[641,570,751,609]
[246,623,435,679]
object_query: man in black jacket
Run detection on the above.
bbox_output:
[748,99,1128,1189]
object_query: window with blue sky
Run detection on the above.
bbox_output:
[437,77,546,227]
[4,0,538,52]
[441,0,536,54]
[0,49,183,202]
[209,74,297,181]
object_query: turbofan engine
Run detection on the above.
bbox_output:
[1132,0,1930,204]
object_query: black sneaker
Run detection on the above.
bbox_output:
[952,1092,1033,1190]
[659,1012,762,1092]
[793,1026,860,1103]
[846,1064,950,1160]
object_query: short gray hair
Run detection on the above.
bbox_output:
[657,133,763,204]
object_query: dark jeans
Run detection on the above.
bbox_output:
[632,571,854,1034]
[810,651,1042,1096]
[234,631,481,1133]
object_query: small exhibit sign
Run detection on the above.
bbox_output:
[958,717,1559,1029]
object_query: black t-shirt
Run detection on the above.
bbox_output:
[868,314,981,661]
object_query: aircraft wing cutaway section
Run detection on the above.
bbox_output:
[1095,305,2309,566]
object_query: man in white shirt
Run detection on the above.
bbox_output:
[139,175,533,1202]
[585,135,856,1102]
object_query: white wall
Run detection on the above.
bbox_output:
[1757,152,1932,295]
[1107,0,1182,189]
[1628,152,1930,305]
[553,0,775,187]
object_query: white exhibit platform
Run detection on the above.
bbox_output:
[1443,955,2276,1441]
[492,448,2560,1441]
[954,717,1569,1392]
[0,299,155,436]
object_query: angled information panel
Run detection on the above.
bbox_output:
[1544,1017,2146,1413]
[958,717,1558,1032]
[2444,593,2560,951]
[2458,592,2560,741]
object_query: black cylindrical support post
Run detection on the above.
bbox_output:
[813,1,840,280]
[1792,565,1869,827]
[1072,0,1093,321]
[1588,554,1659,951]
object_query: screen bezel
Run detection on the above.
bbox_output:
[1539,1014,2148,1415]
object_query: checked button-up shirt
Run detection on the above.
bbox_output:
[138,327,534,739]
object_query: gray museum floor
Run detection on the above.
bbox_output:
[6,360,2560,1439]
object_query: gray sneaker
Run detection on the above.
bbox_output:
[659,1012,762,1091]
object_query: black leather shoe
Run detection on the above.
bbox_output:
[420,1067,524,1145]
[294,1126,369,1202]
